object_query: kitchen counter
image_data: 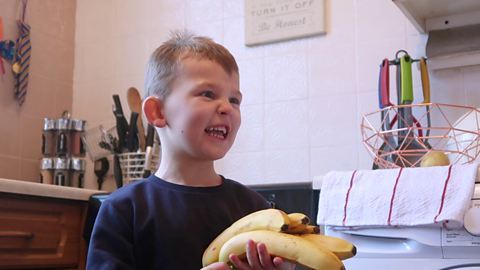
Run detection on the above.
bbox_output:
[0,178,107,201]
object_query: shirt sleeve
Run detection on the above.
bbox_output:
[86,200,135,270]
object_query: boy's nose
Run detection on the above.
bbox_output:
[218,99,233,115]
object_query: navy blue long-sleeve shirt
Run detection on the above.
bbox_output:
[86,175,270,270]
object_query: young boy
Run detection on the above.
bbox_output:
[86,30,295,270]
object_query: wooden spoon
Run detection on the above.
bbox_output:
[126,87,146,152]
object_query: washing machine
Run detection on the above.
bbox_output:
[323,182,480,270]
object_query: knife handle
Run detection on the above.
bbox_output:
[127,113,139,152]
[380,58,390,108]
[113,154,123,189]
[113,95,124,115]
[420,57,430,103]
[400,54,413,105]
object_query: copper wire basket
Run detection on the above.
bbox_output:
[362,103,480,169]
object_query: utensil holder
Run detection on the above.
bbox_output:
[83,125,117,162]
[118,152,160,185]
[362,103,480,169]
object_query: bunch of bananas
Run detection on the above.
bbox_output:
[202,209,356,270]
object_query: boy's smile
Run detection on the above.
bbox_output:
[160,57,241,161]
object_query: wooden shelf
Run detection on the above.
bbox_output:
[393,0,480,33]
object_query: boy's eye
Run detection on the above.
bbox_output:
[201,91,214,99]
[229,97,240,105]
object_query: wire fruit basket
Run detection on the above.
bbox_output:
[118,152,160,185]
[362,103,480,169]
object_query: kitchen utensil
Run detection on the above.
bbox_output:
[113,95,129,152]
[420,57,433,148]
[127,112,139,152]
[94,157,109,190]
[394,53,427,167]
[143,125,155,178]
[113,154,123,189]
[83,125,117,161]
[374,60,395,169]
[380,59,397,153]
[126,87,147,152]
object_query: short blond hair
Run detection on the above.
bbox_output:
[144,29,239,99]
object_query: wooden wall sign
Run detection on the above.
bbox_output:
[245,0,326,46]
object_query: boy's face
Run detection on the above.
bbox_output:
[161,57,241,161]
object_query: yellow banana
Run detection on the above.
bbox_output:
[299,234,357,260]
[286,213,310,233]
[299,225,320,234]
[202,209,290,267]
[218,230,345,270]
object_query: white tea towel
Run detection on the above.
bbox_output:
[317,164,478,230]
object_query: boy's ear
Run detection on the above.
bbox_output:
[143,96,167,128]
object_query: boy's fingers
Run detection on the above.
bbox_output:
[256,242,275,269]
[201,262,231,270]
[229,254,251,270]
[273,257,295,270]
[245,239,261,268]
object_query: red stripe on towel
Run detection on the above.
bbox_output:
[434,165,453,224]
[388,168,404,226]
[343,170,357,227]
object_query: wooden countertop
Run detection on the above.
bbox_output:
[0,178,108,201]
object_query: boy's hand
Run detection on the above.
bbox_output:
[201,262,231,270]
[229,239,295,270]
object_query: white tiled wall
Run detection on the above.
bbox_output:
[73,0,480,191]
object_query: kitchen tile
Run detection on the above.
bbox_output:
[230,104,264,154]
[188,20,224,44]
[310,144,360,178]
[356,38,406,93]
[264,37,308,58]
[264,148,310,184]
[20,115,44,160]
[20,73,57,118]
[224,0,244,19]
[223,18,264,61]
[76,0,115,43]
[0,108,22,157]
[264,52,308,103]
[54,42,75,84]
[357,90,381,144]
[265,101,309,150]
[150,0,186,33]
[309,44,357,98]
[19,159,41,183]
[0,61,22,113]
[113,34,149,78]
[55,80,74,118]
[355,0,406,45]
[309,94,358,147]
[464,65,480,108]
[0,0,21,21]
[308,0,355,50]
[113,0,150,37]
[1,13,22,38]
[220,151,265,185]
[28,0,76,44]
[28,31,58,80]
[75,80,114,124]
[186,0,223,26]
[80,40,115,82]
[237,58,264,106]
[0,155,20,180]
[358,143,376,170]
